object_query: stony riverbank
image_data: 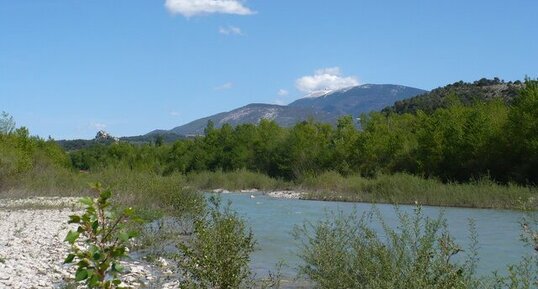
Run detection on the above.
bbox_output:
[211,188,304,199]
[0,197,180,289]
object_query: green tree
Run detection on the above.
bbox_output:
[282,120,333,179]
[504,79,538,184]
[252,119,287,177]
[329,116,359,175]
[0,111,15,135]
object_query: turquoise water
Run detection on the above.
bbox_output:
[217,193,530,278]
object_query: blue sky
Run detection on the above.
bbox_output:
[1,0,537,139]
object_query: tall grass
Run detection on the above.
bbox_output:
[186,169,290,192]
[301,172,537,209]
[2,164,535,210]
[89,168,203,218]
[0,166,203,219]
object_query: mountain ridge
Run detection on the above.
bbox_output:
[148,84,427,137]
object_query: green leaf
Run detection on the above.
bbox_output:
[92,220,99,232]
[100,261,111,273]
[89,245,99,254]
[79,197,94,207]
[118,231,130,242]
[112,262,124,272]
[123,207,134,216]
[100,189,112,200]
[64,254,75,264]
[92,252,101,261]
[75,268,89,281]
[65,230,80,244]
[111,247,126,258]
[68,215,81,224]
[77,259,89,267]
[88,274,100,287]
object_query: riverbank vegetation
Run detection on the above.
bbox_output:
[1,79,538,210]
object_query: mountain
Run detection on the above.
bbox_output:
[148,103,333,136]
[289,84,427,122]
[382,78,523,114]
[148,84,427,137]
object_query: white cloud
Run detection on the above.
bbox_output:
[295,67,359,94]
[214,82,233,90]
[165,0,254,17]
[277,89,289,96]
[219,25,243,35]
[169,111,181,117]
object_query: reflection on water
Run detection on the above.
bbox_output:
[217,193,529,278]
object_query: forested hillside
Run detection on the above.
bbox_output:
[383,78,523,114]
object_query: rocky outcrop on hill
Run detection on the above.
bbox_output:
[95,130,119,142]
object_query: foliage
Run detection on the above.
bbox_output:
[0,114,70,190]
[293,206,483,289]
[64,183,139,289]
[178,196,255,289]
[504,78,538,184]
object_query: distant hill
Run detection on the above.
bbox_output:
[382,78,523,114]
[57,131,185,151]
[149,84,427,137]
[150,103,333,137]
[57,132,115,151]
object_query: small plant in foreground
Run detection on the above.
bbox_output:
[178,195,255,289]
[64,183,139,289]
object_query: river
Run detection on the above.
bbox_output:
[217,192,531,278]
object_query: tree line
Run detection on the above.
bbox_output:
[67,79,538,185]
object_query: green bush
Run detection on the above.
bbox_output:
[64,183,139,288]
[178,196,255,289]
[294,206,484,289]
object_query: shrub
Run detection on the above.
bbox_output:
[178,196,255,289]
[294,205,484,289]
[492,209,538,289]
[64,183,139,289]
